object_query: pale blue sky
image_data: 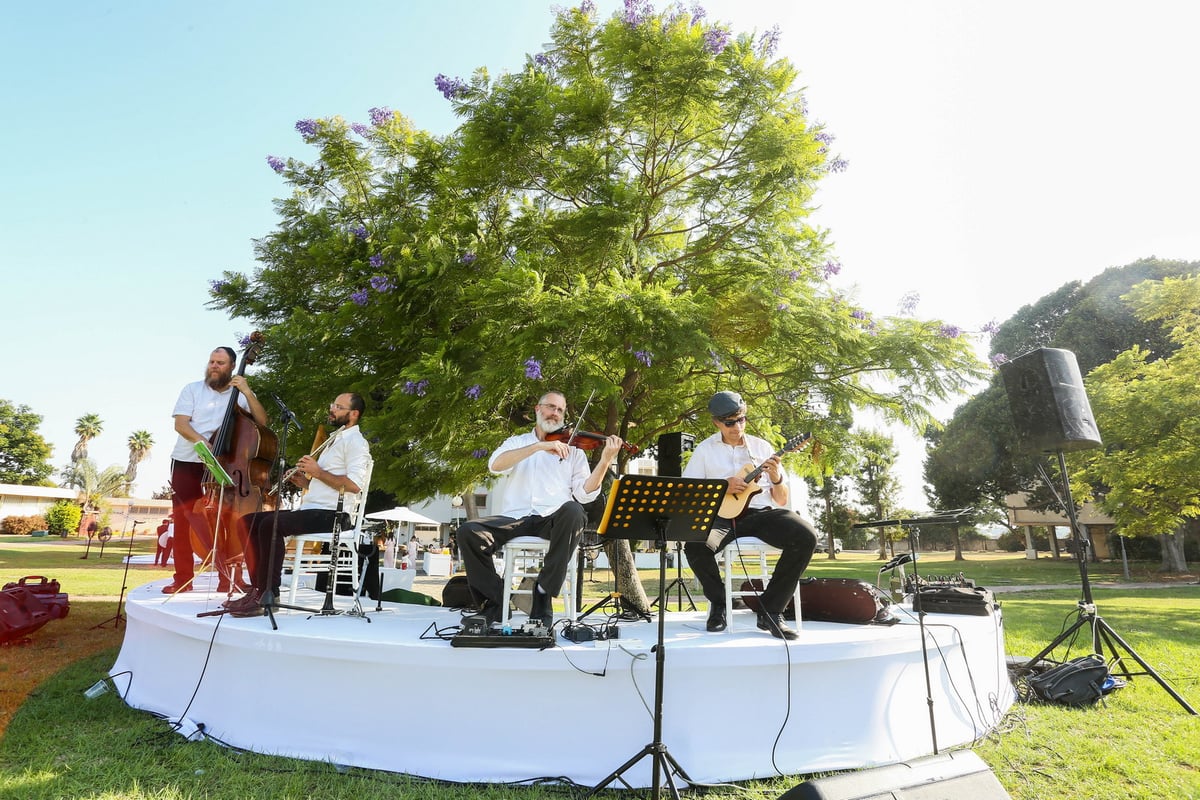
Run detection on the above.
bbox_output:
[3,1,1198,509]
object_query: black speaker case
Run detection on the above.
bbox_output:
[999,347,1102,453]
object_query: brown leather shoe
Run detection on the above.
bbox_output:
[161,582,193,594]
[222,590,261,612]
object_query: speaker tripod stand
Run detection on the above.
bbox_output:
[1018,451,1196,714]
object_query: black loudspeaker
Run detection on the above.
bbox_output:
[999,347,1102,454]
[779,751,1010,799]
[656,432,695,476]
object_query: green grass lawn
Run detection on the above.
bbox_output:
[1,536,1198,799]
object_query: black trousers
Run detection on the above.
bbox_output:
[238,508,350,595]
[683,507,818,615]
[457,501,586,605]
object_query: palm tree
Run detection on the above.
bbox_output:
[125,430,154,486]
[71,413,104,464]
[61,459,128,514]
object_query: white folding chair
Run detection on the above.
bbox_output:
[285,458,374,604]
[722,537,802,632]
[498,536,577,626]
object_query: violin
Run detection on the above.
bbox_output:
[546,426,640,456]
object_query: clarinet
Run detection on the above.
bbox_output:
[318,491,346,614]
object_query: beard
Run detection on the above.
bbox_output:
[536,412,561,435]
[328,410,350,428]
[205,369,232,390]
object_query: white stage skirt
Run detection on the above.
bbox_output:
[111,576,1014,788]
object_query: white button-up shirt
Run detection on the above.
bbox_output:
[489,430,600,518]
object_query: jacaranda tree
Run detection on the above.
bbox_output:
[209,2,983,608]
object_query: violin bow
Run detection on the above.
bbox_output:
[565,389,597,450]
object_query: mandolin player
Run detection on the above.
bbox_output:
[681,391,818,640]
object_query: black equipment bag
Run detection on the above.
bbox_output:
[911,585,997,616]
[742,578,895,624]
[441,574,481,610]
[1026,654,1113,706]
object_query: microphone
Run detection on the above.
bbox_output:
[271,393,302,431]
[880,552,917,572]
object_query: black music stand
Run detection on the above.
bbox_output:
[587,475,726,800]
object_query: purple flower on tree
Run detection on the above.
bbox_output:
[295,118,319,138]
[827,157,849,173]
[524,358,543,380]
[237,334,252,348]
[460,252,477,265]
[471,448,488,459]
[634,350,652,367]
[758,25,781,57]
[623,0,652,27]
[351,122,370,137]
[465,384,482,400]
[787,269,802,282]
[266,155,285,173]
[369,106,392,126]
[209,279,229,292]
[369,254,385,269]
[980,319,1000,336]
[703,28,730,55]
[690,4,707,24]
[350,289,370,306]
[369,275,395,292]
[990,353,1010,367]
[434,74,468,101]
[403,379,429,397]
[350,225,369,241]
[938,324,962,339]
[533,53,550,67]
[898,292,920,316]
[821,259,842,279]
[851,309,868,320]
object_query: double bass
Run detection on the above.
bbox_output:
[188,332,279,582]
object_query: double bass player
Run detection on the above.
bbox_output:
[165,347,269,594]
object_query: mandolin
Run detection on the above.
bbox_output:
[717,432,813,520]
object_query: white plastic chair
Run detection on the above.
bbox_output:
[498,536,577,626]
[721,537,802,633]
[285,458,374,604]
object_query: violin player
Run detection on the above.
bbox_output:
[223,392,371,616]
[165,347,269,594]
[457,390,624,628]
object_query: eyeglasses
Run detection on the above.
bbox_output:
[329,403,350,411]
[718,416,749,427]
[537,403,566,414]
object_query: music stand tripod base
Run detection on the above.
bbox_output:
[587,475,726,800]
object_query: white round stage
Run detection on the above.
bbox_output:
[110,575,1014,788]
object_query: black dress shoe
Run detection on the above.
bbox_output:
[529,590,553,629]
[479,598,504,627]
[757,611,799,641]
[706,604,727,632]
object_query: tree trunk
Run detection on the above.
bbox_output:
[1159,529,1188,573]
[952,524,964,560]
[607,538,651,614]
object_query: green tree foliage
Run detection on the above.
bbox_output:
[924,258,1200,518]
[211,5,982,510]
[0,399,55,485]
[851,430,902,557]
[70,413,103,464]
[1079,274,1200,571]
[45,500,82,536]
